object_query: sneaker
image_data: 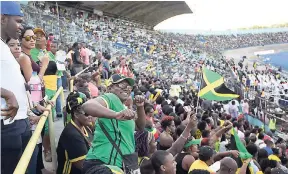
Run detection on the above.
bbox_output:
[44,151,52,162]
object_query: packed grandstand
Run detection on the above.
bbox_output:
[1,1,288,174]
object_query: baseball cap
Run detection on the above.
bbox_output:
[33,28,46,36]
[199,146,214,158]
[1,1,23,16]
[184,139,201,148]
[109,74,135,87]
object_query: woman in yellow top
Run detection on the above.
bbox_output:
[42,61,58,162]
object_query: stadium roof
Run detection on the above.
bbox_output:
[57,1,192,27]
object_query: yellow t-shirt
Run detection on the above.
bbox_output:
[189,160,216,174]
[43,75,57,90]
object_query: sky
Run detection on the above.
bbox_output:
[154,0,288,31]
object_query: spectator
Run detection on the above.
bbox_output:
[0,2,30,174]
[228,100,239,119]
[71,42,84,76]
[151,150,177,174]
[82,74,146,173]
[46,33,54,51]
[188,146,215,173]
[57,91,93,174]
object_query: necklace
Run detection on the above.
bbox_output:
[71,120,91,147]
[164,130,171,136]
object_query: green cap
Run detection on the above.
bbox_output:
[184,139,201,148]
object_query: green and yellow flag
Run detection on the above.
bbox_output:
[230,128,263,174]
[198,67,239,101]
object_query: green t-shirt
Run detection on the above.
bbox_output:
[86,93,135,168]
[30,48,63,77]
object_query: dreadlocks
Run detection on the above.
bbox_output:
[135,130,149,157]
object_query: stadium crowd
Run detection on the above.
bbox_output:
[1,2,288,174]
[22,2,288,57]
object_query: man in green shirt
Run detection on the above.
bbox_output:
[82,74,146,173]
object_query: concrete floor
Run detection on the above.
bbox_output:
[43,117,64,173]
[42,92,67,173]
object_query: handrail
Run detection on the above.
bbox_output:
[69,61,98,92]
[14,87,64,174]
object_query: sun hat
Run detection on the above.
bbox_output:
[33,28,46,37]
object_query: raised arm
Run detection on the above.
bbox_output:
[134,95,146,131]
[167,114,198,156]
[209,121,232,147]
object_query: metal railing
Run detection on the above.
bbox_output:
[14,87,65,174]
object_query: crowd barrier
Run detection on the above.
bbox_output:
[245,114,288,141]
[14,87,65,174]
[245,114,271,132]
[69,61,99,93]
[15,61,96,173]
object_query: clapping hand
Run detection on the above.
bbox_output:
[115,109,136,121]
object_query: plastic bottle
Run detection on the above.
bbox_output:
[28,71,42,102]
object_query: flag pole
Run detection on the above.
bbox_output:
[195,66,203,114]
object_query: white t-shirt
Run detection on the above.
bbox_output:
[255,139,265,147]
[223,104,230,114]
[237,130,245,140]
[1,40,28,122]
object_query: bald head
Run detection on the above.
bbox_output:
[219,157,238,174]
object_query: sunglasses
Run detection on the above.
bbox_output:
[116,83,132,90]
[24,35,37,41]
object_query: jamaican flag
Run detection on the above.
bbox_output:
[230,128,263,174]
[198,67,239,101]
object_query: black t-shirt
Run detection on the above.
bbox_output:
[57,122,93,174]
[72,49,81,65]
[175,153,190,174]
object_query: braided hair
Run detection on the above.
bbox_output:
[135,130,149,157]
[66,91,87,117]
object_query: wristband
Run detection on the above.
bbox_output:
[180,134,188,140]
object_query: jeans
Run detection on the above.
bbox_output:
[56,77,62,117]
[36,143,44,174]
[82,159,105,174]
[102,69,109,79]
[27,144,39,174]
[1,119,32,174]
[61,73,68,90]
